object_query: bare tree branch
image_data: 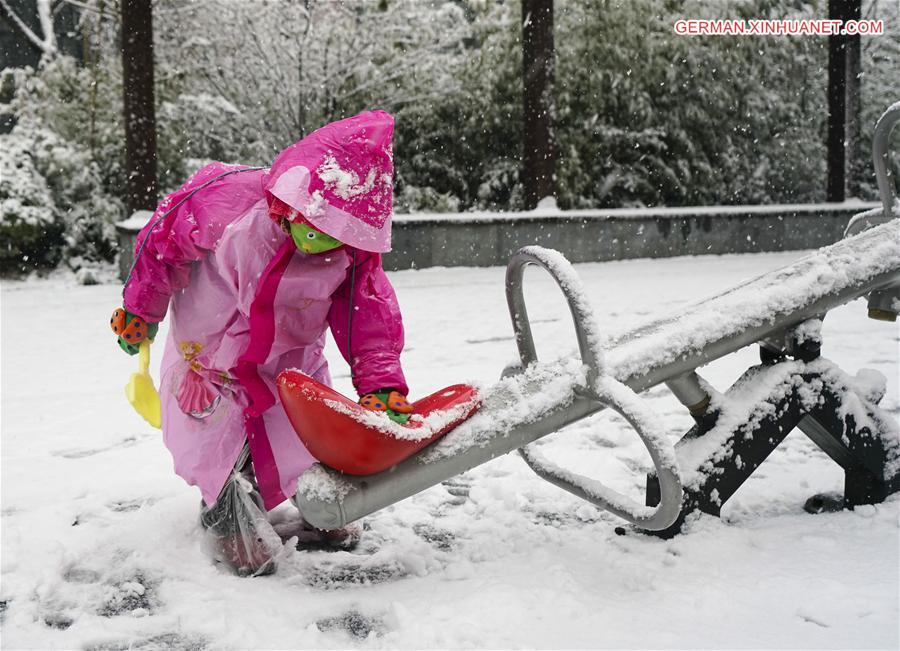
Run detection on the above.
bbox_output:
[59,0,119,17]
[36,0,59,53]
[1,0,52,54]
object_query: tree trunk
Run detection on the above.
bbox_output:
[522,0,555,209]
[844,2,862,198]
[827,0,861,202]
[120,0,158,214]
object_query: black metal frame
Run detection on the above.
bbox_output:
[646,343,899,538]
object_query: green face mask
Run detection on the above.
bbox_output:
[289,221,343,254]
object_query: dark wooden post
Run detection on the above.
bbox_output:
[522,0,555,209]
[120,0,158,214]
[827,0,862,202]
[845,1,862,197]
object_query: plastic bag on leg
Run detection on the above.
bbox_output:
[200,471,285,577]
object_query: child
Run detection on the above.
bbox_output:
[111,111,413,575]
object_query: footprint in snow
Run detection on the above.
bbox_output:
[53,436,139,459]
[301,556,407,589]
[42,611,75,630]
[585,432,618,448]
[70,498,160,527]
[63,566,102,584]
[97,573,158,618]
[440,475,472,504]
[464,334,514,344]
[85,632,209,651]
[413,523,456,551]
[531,507,602,528]
[107,497,157,513]
[316,610,387,639]
[533,510,572,527]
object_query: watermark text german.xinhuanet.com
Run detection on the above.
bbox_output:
[674,19,885,36]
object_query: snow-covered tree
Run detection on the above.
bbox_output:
[152,0,470,176]
[3,0,899,274]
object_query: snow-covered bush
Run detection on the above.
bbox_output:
[29,124,122,265]
[1,58,124,274]
[554,0,831,208]
[0,130,63,273]
[0,121,123,274]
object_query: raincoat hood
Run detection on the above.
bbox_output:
[264,110,395,253]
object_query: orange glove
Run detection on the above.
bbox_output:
[359,389,413,424]
[111,307,158,355]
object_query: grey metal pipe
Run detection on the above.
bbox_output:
[867,289,898,322]
[873,102,900,219]
[844,103,900,321]
[505,247,603,393]
[518,399,684,531]
[665,372,710,415]
[295,395,602,531]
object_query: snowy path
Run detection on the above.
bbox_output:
[2,252,898,649]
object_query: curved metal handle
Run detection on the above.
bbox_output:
[506,246,604,392]
[506,246,683,530]
[844,104,900,316]
[519,382,683,531]
[873,102,900,219]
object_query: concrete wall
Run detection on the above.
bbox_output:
[117,201,878,278]
[386,202,876,270]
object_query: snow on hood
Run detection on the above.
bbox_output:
[263,110,395,253]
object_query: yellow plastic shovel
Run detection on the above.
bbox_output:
[126,340,162,429]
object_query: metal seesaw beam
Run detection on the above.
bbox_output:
[295,219,899,531]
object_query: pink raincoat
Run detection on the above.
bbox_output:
[123,111,407,509]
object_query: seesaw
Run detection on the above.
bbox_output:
[283,103,900,536]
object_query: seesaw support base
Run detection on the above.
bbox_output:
[646,354,899,538]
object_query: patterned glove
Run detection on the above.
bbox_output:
[110,307,159,355]
[359,389,413,424]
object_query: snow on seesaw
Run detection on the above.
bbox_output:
[1,251,898,649]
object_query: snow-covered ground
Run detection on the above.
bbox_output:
[2,251,898,650]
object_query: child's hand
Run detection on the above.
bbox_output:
[359,389,413,424]
[110,307,159,355]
